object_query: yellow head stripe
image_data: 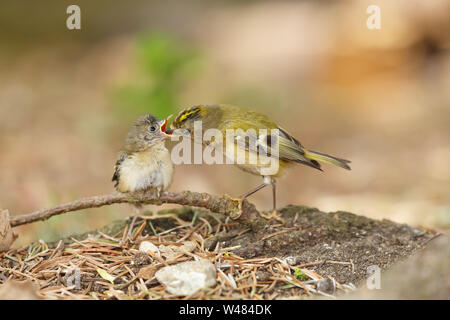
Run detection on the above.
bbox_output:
[178,107,201,122]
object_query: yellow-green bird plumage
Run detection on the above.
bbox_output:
[170,104,351,178]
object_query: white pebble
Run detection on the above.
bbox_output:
[139,241,159,255]
[155,259,216,295]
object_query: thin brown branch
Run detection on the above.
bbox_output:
[9,191,267,231]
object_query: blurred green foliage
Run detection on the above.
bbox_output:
[113,33,201,120]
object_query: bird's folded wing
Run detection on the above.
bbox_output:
[228,127,322,170]
[112,152,127,186]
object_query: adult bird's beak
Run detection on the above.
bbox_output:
[162,117,191,137]
[159,114,173,137]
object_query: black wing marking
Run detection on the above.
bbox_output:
[112,153,127,188]
[232,127,322,171]
[278,127,303,148]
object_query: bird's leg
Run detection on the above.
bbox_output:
[239,181,269,199]
[156,187,161,198]
[259,177,285,224]
[271,177,276,212]
[270,178,285,223]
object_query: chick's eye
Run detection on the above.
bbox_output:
[149,126,157,132]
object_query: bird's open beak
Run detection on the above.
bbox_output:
[159,115,172,137]
[161,117,190,137]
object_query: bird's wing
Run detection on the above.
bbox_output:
[112,152,127,187]
[229,127,322,171]
[277,127,322,170]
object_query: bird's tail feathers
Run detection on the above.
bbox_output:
[304,150,351,170]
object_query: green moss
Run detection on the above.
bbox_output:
[294,269,309,281]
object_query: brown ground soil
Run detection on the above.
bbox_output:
[0,205,440,299]
[89,205,438,288]
[200,205,437,285]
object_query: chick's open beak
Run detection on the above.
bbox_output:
[159,115,172,137]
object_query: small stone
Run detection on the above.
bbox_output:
[316,277,336,294]
[155,259,216,295]
[284,256,297,265]
[159,245,177,259]
[180,241,196,253]
[159,241,197,259]
[139,241,159,256]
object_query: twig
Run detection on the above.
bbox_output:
[9,191,266,231]
[261,228,295,241]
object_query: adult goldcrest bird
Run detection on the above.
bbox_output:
[167,104,351,222]
[113,114,174,238]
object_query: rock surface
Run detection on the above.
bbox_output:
[342,234,448,299]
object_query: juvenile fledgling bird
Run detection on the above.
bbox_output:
[113,114,174,237]
[168,104,351,222]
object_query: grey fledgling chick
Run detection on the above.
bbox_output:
[112,114,174,239]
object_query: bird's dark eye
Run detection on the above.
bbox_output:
[149,126,157,132]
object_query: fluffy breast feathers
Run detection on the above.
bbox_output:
[113,145,174,194]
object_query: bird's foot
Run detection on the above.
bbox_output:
[160,190,168,198]
[259,209,285,224]
[143,188,159,198]
[145,188,164,204]
[224,195,243,220]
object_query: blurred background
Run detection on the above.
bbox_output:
[1,0,449,246]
